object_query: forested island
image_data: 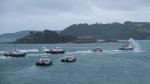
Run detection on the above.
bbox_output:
[16,30,76,43]
[16,21,150,43]
[16,30,97,44]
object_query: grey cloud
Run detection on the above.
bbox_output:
[0,0,150,33]
[93,0,150,11]
[1,0,93,15]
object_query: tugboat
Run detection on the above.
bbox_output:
[4,44,26,57]
[4,50,26,57]
[118,43,134,50]
[36,56,52,66]
[46,47,65,54]
[118,38,134,50]
[92,48,103,52]
[61,55,76,62]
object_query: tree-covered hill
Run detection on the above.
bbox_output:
[15,21,150,44]
[61,21,150,40]
[16,30,76,44]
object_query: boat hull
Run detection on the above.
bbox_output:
[4,53,26,57]
[92,50,102,52]
[46,51,65,54]
[118,47,134,50]
[61,59,76,62]
[36,62,52,66]
[92,49,103,52]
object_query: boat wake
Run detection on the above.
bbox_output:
[0,51,7,59]
[0,51,5,55]
[27,53,47,57]
[20,49,39,53]
[0,56,6,59]
[103,49,143,55]
[0,56,12,59]
[67,50,93,54]
[103,50,124,54]
[128,38,142,52]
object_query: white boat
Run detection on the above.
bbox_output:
[61,55,76,62]
[92,43,103,52]
[4,45,26,57]
[92,48,103,52]
[36,56,52,66]
[46,47,65,54]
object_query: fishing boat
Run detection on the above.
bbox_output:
[4,45,26,57]
[118,38,134,50]
[61,55,76,62]
[46,44,65,54]
[92,48,103,52]
[36,56,52,66]
[92,43,103,52]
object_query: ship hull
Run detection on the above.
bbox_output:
[4,53,26,57]
[61,59,76,62]
[118,47,134,50]
[92,48,103,52]
[36,62,52,66]
[46,51,65,54]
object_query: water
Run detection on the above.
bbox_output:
[0,40,150,84]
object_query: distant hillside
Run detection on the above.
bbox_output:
[0,30,62,42]
[0,31,30,42]
[61,21,150,40]
[16,30,76,44]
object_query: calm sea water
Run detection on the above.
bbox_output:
[0,40,150,84]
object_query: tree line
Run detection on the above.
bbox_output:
[16,30,76,43]
[61,21,150,40]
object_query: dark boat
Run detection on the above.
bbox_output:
[92,48,103,52]
[61,55,76,62]
[118,47,134,50]
[46,47,65,54]
[36,56,52,66]
[4,44,26,57]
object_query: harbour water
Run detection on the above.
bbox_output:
[0,40,150,84]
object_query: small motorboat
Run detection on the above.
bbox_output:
[61,55,76,62]
[118,38,134,50]
[92,48,103,52]
[4,49,26,57]
[46,47,65,54]
[36,56,52,66]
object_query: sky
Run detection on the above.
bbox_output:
[0,0,150,34]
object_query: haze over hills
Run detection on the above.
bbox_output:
[0,31,30,42]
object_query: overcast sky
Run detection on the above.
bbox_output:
[0,0,150,34]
